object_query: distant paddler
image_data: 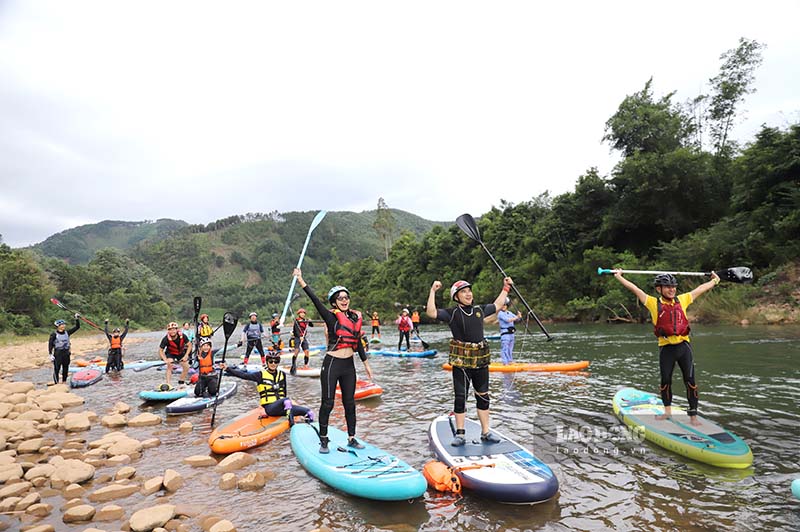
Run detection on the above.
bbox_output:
[290,308,315,375]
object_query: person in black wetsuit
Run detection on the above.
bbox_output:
[48,315,80,384]
[290,308,315,375]
[293,267,374,454]
[104,318,129,372]
[426,277,513,446]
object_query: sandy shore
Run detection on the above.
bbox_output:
[0,334,146,375]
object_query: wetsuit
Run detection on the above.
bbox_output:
[225,366,311,422]
[104,322,129,372]
[497,309,519,365]
[241,322,265,365]
[436,303,496,415]
[645,293,699,416]
[397,315,413,351]
[303,285,367,439]
[292,318,314,368]
[48,319,80,384]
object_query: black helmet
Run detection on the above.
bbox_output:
[654,274,678,287]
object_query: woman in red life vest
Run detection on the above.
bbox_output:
[104,318,129,372]
[158,321,192,388]
[396,308,413,351]
[293,267,374,454]
[613,270,721,426]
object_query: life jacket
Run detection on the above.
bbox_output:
[270,319,280,334]
[654,298,691,338]
[256,369,285,406]
[398,316,412,332]
[54,331,70,351]
[198,323,213,337]
[197,350,214,375]
[164,334,186,355]
[329,309,363,351]
[371,317,380,327]
[295,319,310,337]
[243,322,263,340]
[110,335,122,349]
[411,312,420,324]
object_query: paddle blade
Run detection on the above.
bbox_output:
[222,312,238,339]
[455,213,482,243]
[716,267,754,284]
[193,296,202,315]
[309,210,328,232]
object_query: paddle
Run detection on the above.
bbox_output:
[597,267,754,283]
[49,298,104,331]
[279,210,327,328]
[412,330,430,350]
[455,214,553,341]
[191,296,202,365]
[210,311,238,427]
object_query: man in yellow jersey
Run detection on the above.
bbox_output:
[613,270,720,426]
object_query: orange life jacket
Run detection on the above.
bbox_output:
[197,350,214,375]
[423,461,462,494]
[110,336,122,349]
[411,311,420,324]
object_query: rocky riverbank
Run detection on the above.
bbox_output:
[0,379,333,532]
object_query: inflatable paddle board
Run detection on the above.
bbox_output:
[336,379,383,401]
[70,367,103,388]
[442,360,590,373]
[139,387,188,401]
[208,407,290,454]
[165,381,238,415]
[372,349,437,358]
[428,414,559,504]
[291,424,427,501]
[280,365,321,377]
[612,387,753,469]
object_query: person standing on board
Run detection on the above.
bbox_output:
[396,308,413,351]
[49,315,80,384]
[239,312,266,366]
[411,309,421,334]
[370,311,381,340]
[104,318,129,372]
[612,270,721,426]
[158,321,192,388]
[293,267,374,454]
[290,308,314,375]
[426,277,512,446]
[496,299,523,365]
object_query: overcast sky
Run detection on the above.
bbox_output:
[1,1,798,248]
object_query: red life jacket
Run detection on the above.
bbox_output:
[197,350,214,375]
[296,319,310,336]
[164,334,187,355]
[654,299,691,338]
[398,316,412,332]
[110,336,122,349]
[329,309,363,351]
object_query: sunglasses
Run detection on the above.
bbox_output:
[336,295,350,301]
[168,327,178,330]
[266,359,280,364]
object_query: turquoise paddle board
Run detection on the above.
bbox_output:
[139,387,188,401]
[371,349,437,358]
[613,387,753,469]
[290,424,427,501]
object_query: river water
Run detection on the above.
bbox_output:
[14,323,800,531]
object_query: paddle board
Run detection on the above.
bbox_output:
[291,424,427,501]
[165,381,238,415]
[208,407,291,454]
[139,387,188,401]
[336,379,383,401]
[280,365,321,377]
[70,367,103,388]
[442,360,590,373]
[428,414,559,504]
[372,349,438,358]
[612,387,753,469]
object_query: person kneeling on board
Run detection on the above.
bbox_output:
[194,338,221,397]
[222,352,313,425]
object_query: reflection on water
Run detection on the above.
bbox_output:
[13,323,800,531]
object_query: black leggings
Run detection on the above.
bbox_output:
[106,348,123,372]
[244,339,265,362]
[319,355,356,438]
[398,330,410,351]
[53,350,70,384]
[263,398,312,419]
[194,374,219,397]
[452,366,490,414]
[659,342,698,416]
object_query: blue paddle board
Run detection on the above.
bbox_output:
[139,387,188,401]
[290,424,427,501]
[613,387,753,469]
[371,349,437,358]
[428,414,559,504]
[165,381,238,415]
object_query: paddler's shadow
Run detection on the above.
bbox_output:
[313,493,430,532]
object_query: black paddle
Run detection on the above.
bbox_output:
[412,330,430,350]
[191,296,202,366]
[456,213,552,341]
[210,311,238,427]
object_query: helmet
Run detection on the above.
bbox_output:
[199,313,209,321]
[167,322,179,329]
[402,308,409,314]
[54,319,66,326]
[199,338,212,346]
[654,274,678,287]
[297,308,307,315]
[271,313,278,318]
[327,285,350,304]
[504,297,511,306]
[249,312,258,318]
[265,353,281,364]
[112,327,121,333]
[450,280,472,301]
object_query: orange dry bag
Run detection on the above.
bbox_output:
[423,461,462,494]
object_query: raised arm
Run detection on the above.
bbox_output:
[614,271,648,305]
[689,271,720,301]
[493,277,513,310]
[426,280,441,319]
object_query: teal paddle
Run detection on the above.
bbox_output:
[597,267,753,283]
[210,312,238,427]
[279,210,327,328]
[455,213,552,341]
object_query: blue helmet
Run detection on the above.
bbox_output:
[327,285,350,305]
[54,319,66,326]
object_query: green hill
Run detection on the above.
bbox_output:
[31,219,188,264]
